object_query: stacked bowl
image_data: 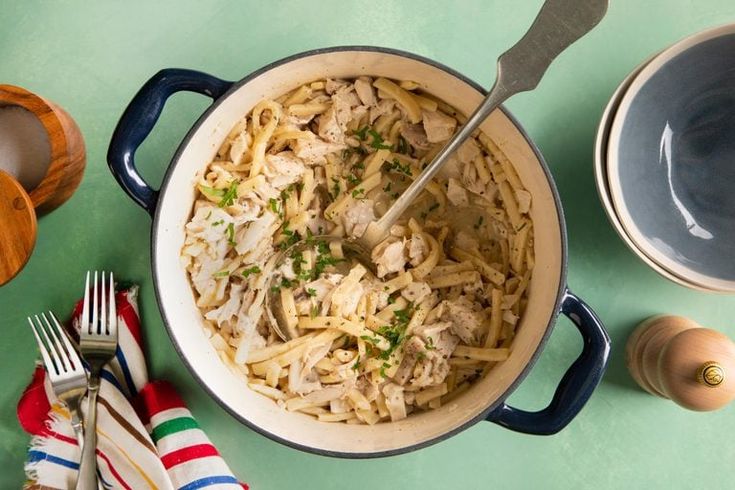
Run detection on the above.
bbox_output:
[595,24,735,292]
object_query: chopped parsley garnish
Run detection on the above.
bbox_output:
[360,335,380,346]
[393,307,411,324]
[310,305,319,318]
[354,126,369,141]
[383,158,413,176]
[213,269,230,278]
[330,177,341,200]
[351,188,365,199]
[278,221,300,250]
[352,355,361,371]
[474,216,485,229]
[205,210,212,220]
[218,180,239,208]
[268,198,281,217]
[379,362,392,378]
[396,136,409,154]
[425,336,436,350]
[212,219,224,227]
[316,240,330,255]
[387,295,396,305]
[241,265,261,278]
[375,305,414,361]
[225,222,236,246]
[313,248,344,278]
[199,185,224,199]
[346,173,361,186]
[306,288,317,297]
[352,161,365,171]
[383,182,392,193]
[368,129,392,150]
[342,148,354,160]
[270,277,294,293]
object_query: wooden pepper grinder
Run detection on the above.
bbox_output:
[626,315,735,411]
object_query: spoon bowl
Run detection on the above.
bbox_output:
[266,236,375,341]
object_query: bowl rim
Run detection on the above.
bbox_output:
[606,23,735,292]
[149,45,569,458]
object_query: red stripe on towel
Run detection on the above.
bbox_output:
[134,381,186,426]
[118,290,143,348]
[97,449,133,490]
[160,443,220,469]
[17,367,52,435]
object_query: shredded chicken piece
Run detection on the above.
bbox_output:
[342,199,376,237]
[446,178,469,207]
[407,233,429,266]
[371,240,406,278]
[399,123,431,150]
[441,297,484,345]
[401,282,431,304]
[264,152,306,188]
[456,139,481,164]
[393,336,427,385]
[235,212,276,256]
[422,109,457,143]
[354,77,375,106]
[382,383,407,421]
[293,138,346,164]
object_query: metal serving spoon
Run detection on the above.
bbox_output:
[267,0,609,341]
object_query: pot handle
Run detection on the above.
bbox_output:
[107,68,233,216]
[485,289,610,435]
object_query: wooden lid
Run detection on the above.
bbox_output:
[0,170,37,286]
[659,328,735,411]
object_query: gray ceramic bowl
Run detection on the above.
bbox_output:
[594,54,712,292]
[608,24,735,292]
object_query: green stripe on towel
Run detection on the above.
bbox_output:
[151,416,200,443]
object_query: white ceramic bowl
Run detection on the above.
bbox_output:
[108,47,609,457]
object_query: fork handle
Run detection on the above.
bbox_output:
[76,370,100,490]
[68,397,85,449]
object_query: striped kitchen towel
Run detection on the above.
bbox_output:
[17,285,247,490]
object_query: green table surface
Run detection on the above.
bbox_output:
[2,1,735,488]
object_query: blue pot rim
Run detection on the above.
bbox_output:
[149,45,569,459]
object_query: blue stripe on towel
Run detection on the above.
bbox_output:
[115,346,137,395]
[178,475,240,490]
[28,450,79,470]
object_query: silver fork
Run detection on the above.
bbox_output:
[76,271,118,490]
[28,312,88,449]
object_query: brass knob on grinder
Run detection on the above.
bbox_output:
[626,315,735,411]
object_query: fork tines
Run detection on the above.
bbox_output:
[81,271,117,337]
[28,312,84,378]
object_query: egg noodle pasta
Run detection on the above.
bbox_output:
[181,75,534,423]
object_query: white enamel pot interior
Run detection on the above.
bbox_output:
[108,47,610,457]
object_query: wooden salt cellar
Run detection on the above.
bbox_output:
[626,315,735,411]
[0,170,37,285]
[0,84,86,215]
[0,85,85,286]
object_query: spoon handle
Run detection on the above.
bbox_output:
[361,0,608,249]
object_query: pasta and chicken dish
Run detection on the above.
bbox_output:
[181,76,534,424]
